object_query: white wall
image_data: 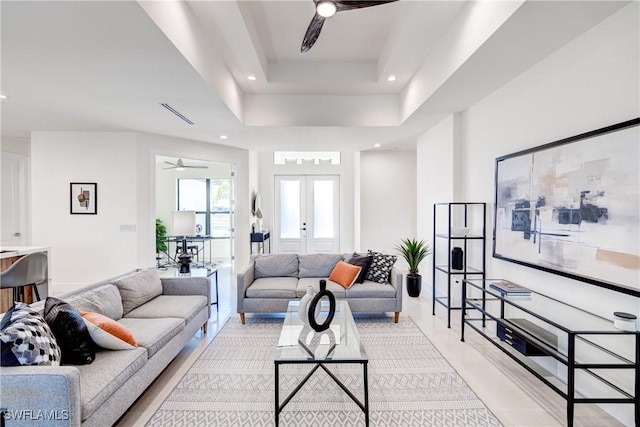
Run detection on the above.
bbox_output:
[360,150,416,267]
[29,131,250,293]
[0,138,30,156]
[31,132,139,292]
[417,4,639,424]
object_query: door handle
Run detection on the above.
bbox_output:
[14,232,22,237]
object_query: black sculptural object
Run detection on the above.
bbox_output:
[307,279,336,332]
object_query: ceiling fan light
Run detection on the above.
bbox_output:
[317,1,337,18]
[176,166,185,171]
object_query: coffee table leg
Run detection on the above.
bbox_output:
[364,361,369,427]
[274,362,279,427]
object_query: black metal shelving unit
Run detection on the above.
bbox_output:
[462,278,639,427]
[432,202,486,328]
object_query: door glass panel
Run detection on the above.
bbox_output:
[280,180,301,239]
[313,180,334,238]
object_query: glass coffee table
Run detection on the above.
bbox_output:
[274,300,369,426]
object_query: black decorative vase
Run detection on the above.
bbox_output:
[451,247,464,270]
[308,279,336,332]
[406,274,422,297]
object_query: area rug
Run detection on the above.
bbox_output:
[147,316,502,426]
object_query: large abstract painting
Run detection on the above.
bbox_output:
[493,118,640,296]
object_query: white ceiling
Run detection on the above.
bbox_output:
[0,1,628,152]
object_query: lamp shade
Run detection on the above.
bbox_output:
[172,211,196,236]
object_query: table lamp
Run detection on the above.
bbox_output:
[172,210,196,274]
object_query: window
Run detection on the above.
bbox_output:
[273,151,341,165]
[177,178,231,237]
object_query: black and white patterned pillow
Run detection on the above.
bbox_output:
[365,250,397,284]
[0,302,61,366]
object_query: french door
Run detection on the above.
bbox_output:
[274,175,339,254]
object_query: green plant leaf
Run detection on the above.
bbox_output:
[395,238,432,275]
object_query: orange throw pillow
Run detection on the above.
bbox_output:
[80,311,137,350]
[329,261,363,289]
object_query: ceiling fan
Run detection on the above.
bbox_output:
[301,0,399,53]
[163,159,208,171]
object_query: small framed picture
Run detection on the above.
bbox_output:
[70,182,97,214]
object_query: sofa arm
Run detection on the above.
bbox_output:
[389,267,403,312]
[0,365,82,426]
[161,277,211,318]
[236,260,255,314]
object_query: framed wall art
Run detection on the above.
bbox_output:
[70,182,97,215]
[493,118,640,296]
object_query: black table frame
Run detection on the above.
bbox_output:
[274,358,369,426]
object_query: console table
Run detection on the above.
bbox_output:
[250,230,270,255]
[462,278,638,427]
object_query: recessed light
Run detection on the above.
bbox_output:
[247,75,257,81]
[387,75,396,82]
[374,143,381,148]
[0,94,7,99]
[220,135,228,140]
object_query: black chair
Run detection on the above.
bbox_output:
[0,252,48,303]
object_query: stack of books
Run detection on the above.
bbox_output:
[489,280,531,298]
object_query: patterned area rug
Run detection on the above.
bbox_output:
[147,316,502,426]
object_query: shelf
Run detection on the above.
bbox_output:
[432,202,486,328]
[435,233,485,240]
[462,278,640,426]
[435,265,483,275]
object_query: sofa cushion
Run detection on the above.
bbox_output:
[347,253,373,284]
[66,284,124,320]
[77,346,147,421]
[329,261,362,289]
[346,280,398,298]
[365,251,398,284]
[43,297,95,365]
[254,254,298,279]
[118,317,184,358]
[297,278,346,299]
[124,295,207,324]
[246,277,298,299]
[81,311,137,350]
[0,302,61,366]
[113,269,163,315]
[298,254,342,278]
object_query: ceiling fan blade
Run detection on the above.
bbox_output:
[335,0,398,12]
[301,12,326,53]
[162,166,177,170]
[184,165,209,169]
[164,161,177,166]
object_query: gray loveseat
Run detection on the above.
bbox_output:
[0,268,211,427]
[237,253,402,324]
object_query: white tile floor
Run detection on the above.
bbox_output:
[117,267,623,426]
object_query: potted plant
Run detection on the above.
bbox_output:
[396,238,431,297]
[156,218,168,256]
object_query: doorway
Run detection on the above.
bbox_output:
[1,153,29,246]
[155,156,235,267]
[274,175,339,254]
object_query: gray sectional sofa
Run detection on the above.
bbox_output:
[0,268,211,427]
[237,253,402,323]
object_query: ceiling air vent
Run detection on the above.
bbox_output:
[159,103,194,125]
